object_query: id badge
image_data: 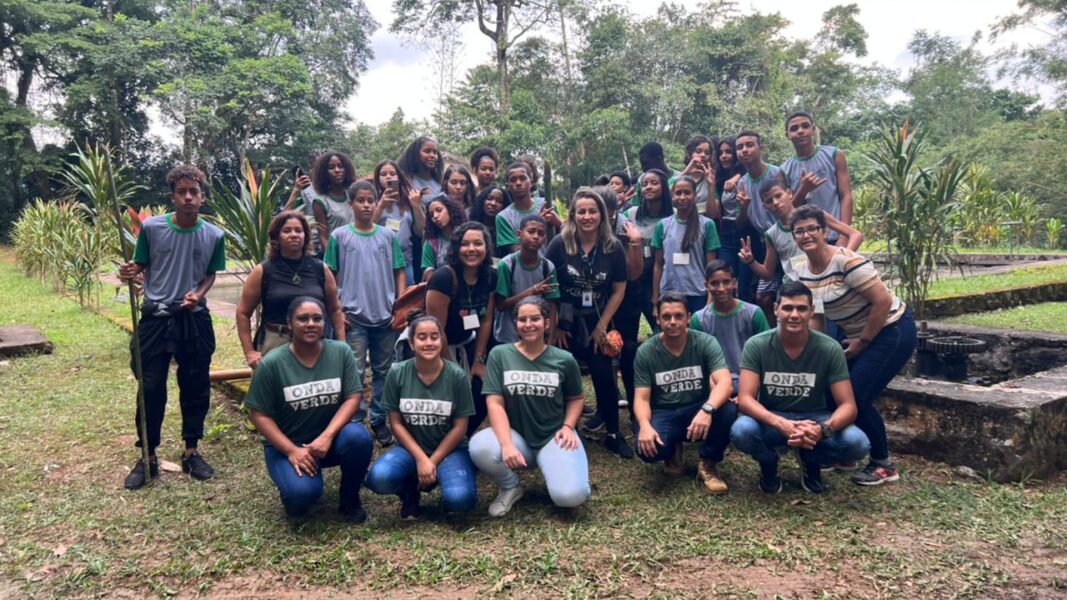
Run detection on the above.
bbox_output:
[582,290,593,308]
[643,245,651,259]
[386,218,401,232]
[463,314,480,330]
[672,252,690,266]
[813,298,825,315]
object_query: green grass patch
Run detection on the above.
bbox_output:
[1,248,1066,598]
[926,262,1067,299]
[942,302,1067,334]
[860,240,1067,255]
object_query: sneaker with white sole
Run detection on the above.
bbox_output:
[488,485,524,517]
[851,461,900,486]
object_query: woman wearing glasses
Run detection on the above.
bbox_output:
[790,204,916,487]
[244,296,374,522]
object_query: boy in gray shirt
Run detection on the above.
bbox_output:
[118,165,226,490]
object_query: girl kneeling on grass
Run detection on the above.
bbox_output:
[244,296,373,522]
[366,316,478,519]
[469,296,590,517]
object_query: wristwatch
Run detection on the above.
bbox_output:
[701,402,717,416]
[819,422,833,440]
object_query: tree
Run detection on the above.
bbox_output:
[995,0,1067,107]
[390,0,562,119]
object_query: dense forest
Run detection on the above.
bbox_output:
[2,0,1066,245]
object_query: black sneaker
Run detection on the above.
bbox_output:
[372,422,395,447]
[801,462,826,494]
[181,452,215,481]
[340,497,367,523]
[581,404,596,418]
[124,458,158,490]
[400,490,421,520]
[603,433,634,459]
[759,461,782,494]
[581,414,605,433]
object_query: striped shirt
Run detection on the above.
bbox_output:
[794,247,905,338]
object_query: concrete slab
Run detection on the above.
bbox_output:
[0,325,54,358]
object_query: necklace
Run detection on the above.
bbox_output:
[284,255,306,285]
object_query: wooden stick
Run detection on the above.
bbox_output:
[104,147,153,480]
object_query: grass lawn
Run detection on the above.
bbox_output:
[859,241,1067,255]
[942,302,1067,335]
[1,250,1066,598]
[926,262,1067,299]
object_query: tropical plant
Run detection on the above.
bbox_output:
[208,160,285,272]
[866,121,967,320]
[1047,218,1064,249]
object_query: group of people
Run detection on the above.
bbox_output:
[118,110,917,523]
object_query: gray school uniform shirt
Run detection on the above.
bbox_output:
[324,224,406,326]
[132,214,226,308]
[495,198,545,252]
[492,252,560,343]
[650,214,721,296]
[689,300,770,378]
[377,204,415,265]
[313,191,354,234]
[764,220,805,282]
[781,145,841,240]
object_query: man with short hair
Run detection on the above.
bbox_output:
[633,292,737,494]
[118,164,226,490]
[780,111,854,242]
[734,129,790,314]
[730,282,870,494]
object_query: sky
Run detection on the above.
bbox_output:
[346,0,1049,126]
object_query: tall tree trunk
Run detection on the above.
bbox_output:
[496,1,510,121]
[15,64,49,200]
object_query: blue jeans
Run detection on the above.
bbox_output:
[346,318,398,427]
[263,422,373,516]
[685,294,707,314]
[730,412,870,468]
[719,219,740,290]
[634,400,738,463]
[366,446,477,513]
[848,309,917,461]
[469,428,590,508]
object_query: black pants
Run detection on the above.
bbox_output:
[459,340,489,437]
[131,309,215,453]
[565,313,620,436]
[615,301,642,407]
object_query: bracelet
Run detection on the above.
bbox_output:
[859,337,873,346]
[562,423,575,431]
[474,354,487,365]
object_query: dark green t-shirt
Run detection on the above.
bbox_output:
[243,340,362,447]
[483,344,583,449]
[633,330,728,410]
[380,359,475,455]
[740,329,850,412]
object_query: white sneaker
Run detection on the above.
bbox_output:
[618,398,629,408]
[488,485,524,517]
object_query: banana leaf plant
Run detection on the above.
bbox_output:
[208,160,285,273]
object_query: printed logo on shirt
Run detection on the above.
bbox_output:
[282,378,342,411]
[763,371,816,398]
[655,366,704,393]
[503,370,560,398]
[399,398,453,427]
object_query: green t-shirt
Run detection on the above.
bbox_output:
[739,329,850,412]
[380,359,475,455]
[243,340,362,447]
[633,330,728,410]
[483,343,583,449]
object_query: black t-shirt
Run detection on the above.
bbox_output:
[261,256,326,326]
[428,265,497,343]
[545,235,627,311]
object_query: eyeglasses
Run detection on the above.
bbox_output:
[293,314,324,324]
[792,225,823,238]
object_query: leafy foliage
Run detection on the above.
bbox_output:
[865,122,966,320]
